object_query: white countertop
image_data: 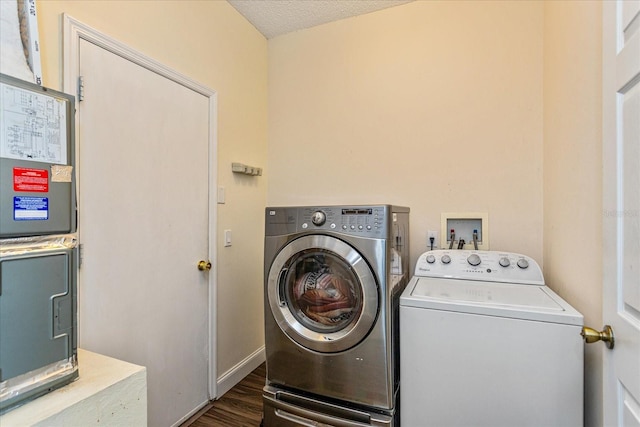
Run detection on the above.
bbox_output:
[0,349,147,426]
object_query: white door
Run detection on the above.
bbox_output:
[64,18,217,427]
[603,1,640,425]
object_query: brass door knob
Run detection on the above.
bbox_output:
[198,260,212,271]
[581,325,614,349]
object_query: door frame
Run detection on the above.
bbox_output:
[61,14,219,400]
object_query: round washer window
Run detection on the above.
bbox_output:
[267,235,379,353]
[284,249,363,334]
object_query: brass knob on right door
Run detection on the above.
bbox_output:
[581,325,614,349]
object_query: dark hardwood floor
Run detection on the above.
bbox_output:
[182,363,266,427]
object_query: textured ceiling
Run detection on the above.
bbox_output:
[227,0,414,39]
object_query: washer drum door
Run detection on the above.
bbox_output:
[267,235,379,353]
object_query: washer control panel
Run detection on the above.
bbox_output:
[298,206,388,237]
[265,205,405,239]
[414,250,544,285]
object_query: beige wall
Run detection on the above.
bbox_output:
[35,0,268,379]
[268,0,544,269]
[269,0,604,424]
[30,1,604,422]
[543,2,603,426]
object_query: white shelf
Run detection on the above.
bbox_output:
[0,349,147,426]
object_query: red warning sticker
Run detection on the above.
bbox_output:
[13,167,49,193]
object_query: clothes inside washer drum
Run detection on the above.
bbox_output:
[294,272,356,325]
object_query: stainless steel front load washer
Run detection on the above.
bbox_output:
[263,205,409,426]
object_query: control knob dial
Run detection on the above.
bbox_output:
[467,254,481,266]
[499,257,511,267]
[517,258,529,269]
[311,211,326,226]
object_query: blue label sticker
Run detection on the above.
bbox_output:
[14,197,49,221]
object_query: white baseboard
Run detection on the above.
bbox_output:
[172,400,211,427]
[216,345,265,398]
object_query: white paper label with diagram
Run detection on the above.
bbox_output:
[0,81,68,164]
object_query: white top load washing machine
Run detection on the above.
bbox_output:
[400,250,583,427]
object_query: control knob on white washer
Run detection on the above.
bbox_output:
[441,255,451,264]
[517,258,529,269]
[426,254,436,264]
[467,254,481,266]
[499,257,511,267]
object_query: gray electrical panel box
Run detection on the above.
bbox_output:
[0,246,78,413]
[0,73,76,237]
[0,74,78,414]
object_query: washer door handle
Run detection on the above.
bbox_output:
[277,268,288,307]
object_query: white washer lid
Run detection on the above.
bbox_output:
[401,276,583,325]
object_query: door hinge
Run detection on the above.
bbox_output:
[77,76,84,102]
